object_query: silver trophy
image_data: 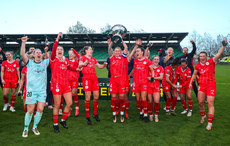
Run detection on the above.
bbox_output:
[111,24,127,45]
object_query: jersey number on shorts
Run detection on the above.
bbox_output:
[27,92,32,97]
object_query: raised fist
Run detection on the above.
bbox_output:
[21,36,28,43]
[190,40,194,44]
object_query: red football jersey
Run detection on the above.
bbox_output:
[149,65,164,87]
[195,58,216,84]
[175,66,191,86]
[1,60,19,81]
[162,65,175,85]
[110,55,128,81]
[133,58,152,84]
[21,66,27,91]
[50,57,70,85]
[67,58,79,81]
[81,56,98,76]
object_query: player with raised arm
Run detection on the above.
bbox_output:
[147,55,163,122]
[50,32,79,132]
[189,40,228,130]
[79,46,107,125]
[162,57,181,115]
[108,39,128,123]
[174,59,193,117]
[129,45,155,123]
[1,51,20,112]
[20,36,49,137]
[68,48,81,117]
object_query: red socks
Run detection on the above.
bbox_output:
[53,115,59,125]
[125,100,129,113]
[208,114,214,123]
[93,99,98,116]
[111,97,117,114]
[166,97,171,111]
[85,100,90,118]
[10,96,16,107]
[73,95,79,108]
[154,102,160,116]
[143,100,148,116]
[200,110,205,117]
[188,99,193,111]
[119,97,125,114]
[148,102,153,116]
[171,97,177,111]
[181,99,187,110]
[136,100,142,113]
[61,112,68,121]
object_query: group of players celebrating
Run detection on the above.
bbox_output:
[0,32,228,137]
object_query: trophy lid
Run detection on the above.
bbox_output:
[111,24,127,34]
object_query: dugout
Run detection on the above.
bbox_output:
[0,33,188,62]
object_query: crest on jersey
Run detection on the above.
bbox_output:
[13,64,16,67]
[206,62,209,65]
[143,61,147,64]
[65,61,67,64]
[41,64,44,67]
[157,69,160,72]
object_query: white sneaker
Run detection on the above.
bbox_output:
[187,111,192,117]
[59,109,63,115]
[9,106,16,112]
[163,106,166,110]
[181,110,188,114]
[32,128,40,135]
[206,123,212,130]
[3,103,9,111]
[155,115,159,123]
[22,130,28,138]
[149,115,154,121]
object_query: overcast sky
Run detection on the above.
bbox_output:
[1,0,229,47]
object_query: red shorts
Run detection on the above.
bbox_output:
[3,80,18,88]
[162,83,177,92]
[199,82,216,96]
[148,84,161,94]
[125,80,130,93]
[109,78,125,94]
[51,83,72,95]
[132,82,148,93]
[178,85,191,94]
[82,76,99,91]
[69,80,79,89]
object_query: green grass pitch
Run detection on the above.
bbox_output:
[0,65,230,145]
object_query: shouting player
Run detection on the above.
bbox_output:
[175,59,193,117]
[147,55,163,122]
[108,39,128,123]
[20,36,49,137]
[129,46,154,123]
[189,40,228,130]
[1,51,20,112]
[79,46,107,125]
[51,32,80,132]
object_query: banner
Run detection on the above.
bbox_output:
[77,78,164,100]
